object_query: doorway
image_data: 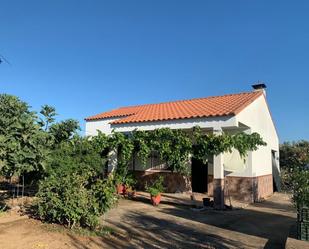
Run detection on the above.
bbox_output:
[272,150,281,192]
[191,157,208,193]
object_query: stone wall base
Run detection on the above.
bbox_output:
[256,174,274,200]
[222,174,273,202]
[132,171,273,203]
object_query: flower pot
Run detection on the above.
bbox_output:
[150,194,161,206]
[116,184,124,194]
[123,185,127,195]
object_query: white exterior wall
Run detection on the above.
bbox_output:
[222,149,251,177]
[111,116,237,132]
[85,115,238,135]
[236,94,279,177]
[85,117,121,136]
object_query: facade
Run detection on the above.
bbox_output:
[85,85,280,206]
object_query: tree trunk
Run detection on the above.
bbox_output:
[21,175,25,207]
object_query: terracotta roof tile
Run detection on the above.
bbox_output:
[85,91,263,124]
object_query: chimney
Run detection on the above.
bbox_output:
[252,82,267,96]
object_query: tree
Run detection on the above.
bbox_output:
[280,141,309,192]
[38,105,57,131]
[0,94,48,178]
[49,119,80,144]
[280,141,309,170]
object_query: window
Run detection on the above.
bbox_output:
[149,151,170,171]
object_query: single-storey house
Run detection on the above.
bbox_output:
[85,84,280,207]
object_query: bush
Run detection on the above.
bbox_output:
[278,141,309,213]
[37,171,117,229]
[91,177,118,214]
[37,172,99,229]
[36,138,117,230]
[289,168,309,208]
[280,141,309,171]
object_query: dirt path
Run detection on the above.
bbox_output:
[0,210,127,249]
[0,193,297,249]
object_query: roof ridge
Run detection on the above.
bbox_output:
[116,91,257,109]
[85,90,263,122]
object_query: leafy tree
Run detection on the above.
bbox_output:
[0,94,48,178]
[45,136,103,177]
[280,141,309,170]
[279,141,309,198]
[38,105,57,131]
[49,119,80,144]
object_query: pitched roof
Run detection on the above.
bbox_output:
[85,91,263,124]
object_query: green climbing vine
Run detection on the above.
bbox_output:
[192,127,267,164]
[97,127,266,177]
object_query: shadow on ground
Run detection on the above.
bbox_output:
[160,205,295,248]
[100,193,296,249]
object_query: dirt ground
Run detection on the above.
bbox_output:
[0,193,299,249]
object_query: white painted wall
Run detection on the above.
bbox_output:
[236,94,279,177]
[86,115,238,137]
[223,149,251,177]
[85,117,122,136]
[110,115,237,132]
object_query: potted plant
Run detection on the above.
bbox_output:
[123,173,137,197]
[146,175,165,206]
[114,174,125,195]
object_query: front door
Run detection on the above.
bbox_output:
[191,157,208,193]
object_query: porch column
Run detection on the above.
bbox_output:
[213,128,225,209]
[107,149,118,173]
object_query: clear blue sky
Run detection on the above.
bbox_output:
[0,1,308,142]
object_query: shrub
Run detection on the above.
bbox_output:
[37,171,118,229]
[289,168,309,208]
[37,172,100,229]
[279,140,309,194]
[280,141,309,170]
[91,177,118,214]
[36,138,117,230]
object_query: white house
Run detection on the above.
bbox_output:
[85,84,280,207]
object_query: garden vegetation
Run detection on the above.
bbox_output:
[0,94,268,230]
[280,141,309,208]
